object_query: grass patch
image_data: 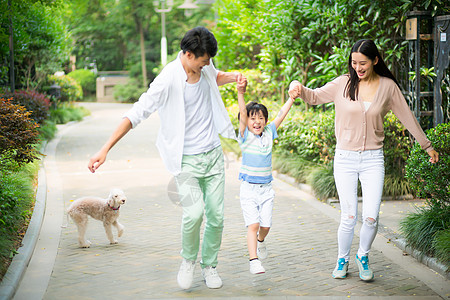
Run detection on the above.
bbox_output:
[50,102,90,124]
[400,205,450,260]
[307,164,337,200]
[273,151,316,184]
[433,229,450,271]
[0,160,38,280]
[38,119,57,141]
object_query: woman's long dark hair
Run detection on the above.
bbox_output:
[345,39,399,101]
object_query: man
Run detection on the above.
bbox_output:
[88,27,241,289]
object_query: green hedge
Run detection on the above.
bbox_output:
[46,74,83,102]
[401,123,450,270]
[113,78,147,103]
[405,123,450,206]
[68,69,97,96]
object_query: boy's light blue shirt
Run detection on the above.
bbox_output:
[238,122,278,184]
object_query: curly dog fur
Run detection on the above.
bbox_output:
[67,188,127,248]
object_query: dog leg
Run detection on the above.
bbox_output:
[113,220,125,237]
[73,215,91,248]
[103,222,117,244]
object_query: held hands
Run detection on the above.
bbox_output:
[237,73,248,94]
[288,80,302,99]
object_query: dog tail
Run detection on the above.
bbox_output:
[61,210,70,228]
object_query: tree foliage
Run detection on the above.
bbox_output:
[213,0,449,93]
[64,0,216,85]
[0,0,71,90]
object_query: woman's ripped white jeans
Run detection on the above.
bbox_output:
[333,148,385,261]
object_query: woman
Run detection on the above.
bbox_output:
[288,39,439,281]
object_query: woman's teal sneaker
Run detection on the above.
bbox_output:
[332,258,349,279]
[355,255,374,281]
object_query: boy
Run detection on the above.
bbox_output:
[236,77,294,274]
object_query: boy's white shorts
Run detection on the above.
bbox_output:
[239,181,275,227]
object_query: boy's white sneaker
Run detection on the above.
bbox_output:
[177,258,195,289]
[249,259,265,274]
[257,240,268,259]
[201,266,223,289]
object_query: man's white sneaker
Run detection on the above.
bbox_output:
[257,240,268,259]
[249,259,265,274]
[177,259,195,289]
[201,266,223,289]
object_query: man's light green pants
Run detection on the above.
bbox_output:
[176,146,225,268]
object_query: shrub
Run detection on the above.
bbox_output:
[405,123,450,207]
[113,78,147,103]
[0,98,41,165]
[67,69,97,96]
[47,74,83,102]
[275,108,336,165]
[400,205,450,259]
[402,123,449,268]
[1,90,50,125]
[383,112,414,176]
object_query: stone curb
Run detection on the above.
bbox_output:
[0,165,47,300]
[272,171,449,280]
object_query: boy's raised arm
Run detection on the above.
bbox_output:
[273,97,295,129]
[237,75,248,138]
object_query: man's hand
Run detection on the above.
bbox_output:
[88,149,108,173]
[288,80,302,99]
[217,71,241,86]
[237,74,247,94]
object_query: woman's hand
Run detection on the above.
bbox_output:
[428,149,439,164]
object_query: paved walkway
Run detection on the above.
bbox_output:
[8,103,450,299]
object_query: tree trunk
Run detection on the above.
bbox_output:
[139,21,147,88]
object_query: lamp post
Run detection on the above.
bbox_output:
[154,0,199,66]
[153,0,173,66]
[178,0,198,17]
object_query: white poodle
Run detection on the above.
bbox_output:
[67,188,127,248]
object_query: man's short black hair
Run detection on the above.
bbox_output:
[180,27,218,58]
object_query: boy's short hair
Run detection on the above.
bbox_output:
[238,102,269,123]
[180,27,218,58]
